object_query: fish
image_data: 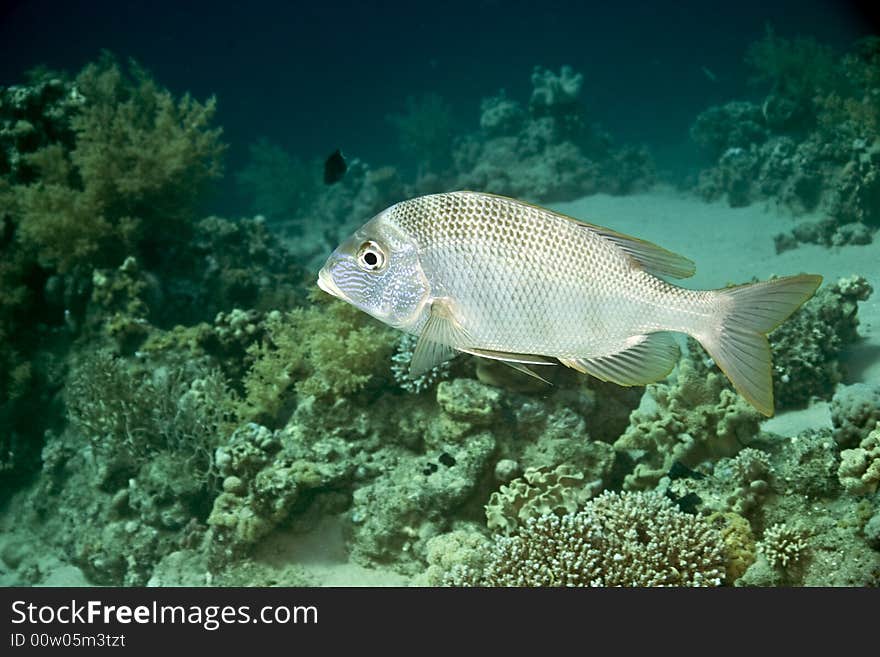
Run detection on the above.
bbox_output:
[317,191,822,416]
[323,148,347,185]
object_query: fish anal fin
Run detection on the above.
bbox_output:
[410,298,470,377]
[560,332,680,386]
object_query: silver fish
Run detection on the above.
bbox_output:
[317,191,821,416]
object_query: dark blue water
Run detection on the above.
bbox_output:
[2,0,876,189]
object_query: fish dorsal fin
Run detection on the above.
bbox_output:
[410,298,471,377]
[559,332,680,386]
[455,191,695,279]
[571,220,696,279]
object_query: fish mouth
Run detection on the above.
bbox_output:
[317,267,347,301]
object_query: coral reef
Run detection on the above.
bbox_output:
[768,275,872,408]
[454,66,654,201]
[693,32,880,246]
[758,522,810,569]
[831,383,880,447]
[2,46,878,591]
[613,357,761,490]
[447,491,726,586]
[837,424,880,495]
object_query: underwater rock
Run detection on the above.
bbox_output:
[831,383,880,448]
[207,422,357,564]
[436,378,502,426]
[769,275,872,408]
[837,424,880,496]
[614,358,760,491]
[348,431,496,573]
[864,511,880,549]
[774,429,841,500]
[690,101,769,159]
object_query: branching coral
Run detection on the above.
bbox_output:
[759,523,809,569]
[391,332,451,393]
[472,491,725,587]
[67,351,237,484]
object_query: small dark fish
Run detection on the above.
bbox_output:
[664,490,702,514]
[323,149,347,185]
[667,461,705,481]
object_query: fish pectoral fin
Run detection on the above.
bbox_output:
[410,298,471,377]
[559,332,680,386]
[571,220,696,279]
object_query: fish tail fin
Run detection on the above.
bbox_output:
[693,274,822,417]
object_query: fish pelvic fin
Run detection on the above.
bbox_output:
[694,273,823,417]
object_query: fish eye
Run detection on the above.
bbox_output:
[356,241,386,272]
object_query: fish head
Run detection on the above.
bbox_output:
[317,211,428,330]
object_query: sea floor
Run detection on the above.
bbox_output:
[2,186,878,587]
